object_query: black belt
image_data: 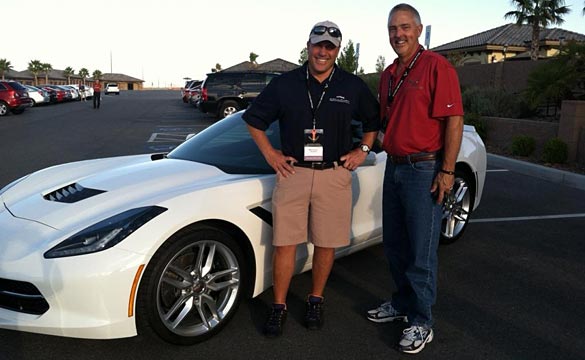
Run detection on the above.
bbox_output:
[289,160,342,170]
[388,152,438,164]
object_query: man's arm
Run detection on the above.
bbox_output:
[431,115,463,204]
[246,124,296,177]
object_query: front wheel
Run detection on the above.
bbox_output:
[137,226,246,344]
[440,170,474,245]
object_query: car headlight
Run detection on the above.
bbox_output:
[44,206,167,259]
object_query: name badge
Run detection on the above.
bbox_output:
[304,128,324,161]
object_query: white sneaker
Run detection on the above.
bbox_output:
[399,325,434,354]
[366,301,408,323]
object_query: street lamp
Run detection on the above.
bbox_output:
[503,44,508,61]
[559,36,565,55]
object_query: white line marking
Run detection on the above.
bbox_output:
[471,213,585,223]
[486,169,509,172]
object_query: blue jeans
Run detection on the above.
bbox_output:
[382,159,442,327]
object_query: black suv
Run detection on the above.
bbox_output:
[198,71,279,119]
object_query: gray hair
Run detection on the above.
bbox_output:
[388,3,422,26]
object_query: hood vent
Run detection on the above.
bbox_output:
[44,183,105,203]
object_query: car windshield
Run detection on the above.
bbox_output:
[167,112,280,174]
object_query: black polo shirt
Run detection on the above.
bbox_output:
[243,63,380,163]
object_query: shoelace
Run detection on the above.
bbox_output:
[306,302,322,320]
[402,326,424,341]
[267,308,286,326]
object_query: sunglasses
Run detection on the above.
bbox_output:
[311,26,342,39]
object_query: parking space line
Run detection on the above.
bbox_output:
[487,169,509,172]
[471,213,585,223]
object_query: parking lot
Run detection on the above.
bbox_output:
[0,91,584,360]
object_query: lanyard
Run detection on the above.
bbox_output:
[387,46,425,104]
[306,66,336,130]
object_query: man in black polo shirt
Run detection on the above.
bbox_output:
[243,20,379,338]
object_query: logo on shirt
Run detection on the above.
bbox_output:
[447,104,454,108]
[329,95,350,104]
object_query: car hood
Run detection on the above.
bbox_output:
[1,154,239,230]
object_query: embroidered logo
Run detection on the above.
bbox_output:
[447,104,454,108]
[330,95,350,104]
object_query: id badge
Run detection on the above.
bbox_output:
[304,128,324,161]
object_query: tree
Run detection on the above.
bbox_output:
[375,55,386,73]
[337,39,358,74]
[78,68,89,85]
[63,67,75,84]
[41,63,53,84]
[525,41,585,108]
[92,69,102,80]
[249,52,259,64]
[298,48,308,64]
[504,0,571,61]
[211,63,222,73]
[27,60,43,85]
[0,59,13,80]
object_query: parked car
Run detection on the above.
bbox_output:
[105,83,120,95]
[198,71,279,119]
[39,85,67,103]
[23,85,50,106]
[182,80,202,103]
[61,85,80,100]
[0,111,486,344]
[0,80,34,116]
[188,84,202,106]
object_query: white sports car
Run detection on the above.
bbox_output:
[0,112,486,344]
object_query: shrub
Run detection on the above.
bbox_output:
[510,136,536,156]
[541,138,568,163]
[464,113,487,141]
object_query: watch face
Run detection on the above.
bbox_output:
[361,144,370,153]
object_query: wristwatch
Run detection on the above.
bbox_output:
[360,143,371,153]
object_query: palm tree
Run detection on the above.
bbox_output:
[0,59,13,80]
[78,68,89,85]
[42,63,53,84]
[28,60,43,85]
[92,69,102,80]
[63,67,75,84]
[504,0,571,61]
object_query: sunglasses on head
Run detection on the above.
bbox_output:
[311,26,342,39]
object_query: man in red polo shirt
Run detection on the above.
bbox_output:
[93,79,101,109]
[366,3,463,354]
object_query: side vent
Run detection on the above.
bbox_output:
[249,206,273,226]
[44,183,105,203]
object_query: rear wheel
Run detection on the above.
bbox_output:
[218,100,239,119]
[440,170,475,244]
[0,102,8,116]
[137,226,246,344]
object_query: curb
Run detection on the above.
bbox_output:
[487,153,585,191]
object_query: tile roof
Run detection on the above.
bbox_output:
[222,58,299,73]
[432,23,585,52]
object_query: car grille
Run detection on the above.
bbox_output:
[44,183,105,203]
[0,278,49,315]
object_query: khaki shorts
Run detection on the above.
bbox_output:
[272,165,352,248]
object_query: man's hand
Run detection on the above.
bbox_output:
[340,148,368,171]
[265,148,297,177]
[431,172,455,204]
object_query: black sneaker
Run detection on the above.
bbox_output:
[264,303,287,338]
[305,295,324,330]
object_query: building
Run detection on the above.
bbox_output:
[432,23,585,65]
[220,58,299,73]
[3,69,144,90]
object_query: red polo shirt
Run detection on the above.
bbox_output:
[379,50,463,156]
[93,82,101,92]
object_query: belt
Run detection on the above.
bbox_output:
[289,160,342,170]
[388,152,438,164]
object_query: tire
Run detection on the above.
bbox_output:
[0,101,8,116]
[440,170,475,245]
[137,226,247,345]
[218,100,240,119]
[11,108,25,115]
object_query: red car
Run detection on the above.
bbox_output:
[0,81,34,116]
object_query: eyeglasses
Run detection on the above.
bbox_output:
[311,26,342,39]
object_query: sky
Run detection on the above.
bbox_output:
[3,0,584,88]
